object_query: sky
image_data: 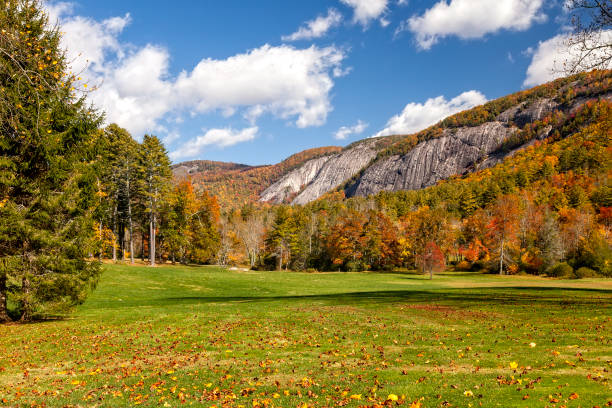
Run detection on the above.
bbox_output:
[44,0,580,165]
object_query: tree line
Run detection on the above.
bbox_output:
[91,125,220,267]
[216,98,611,279]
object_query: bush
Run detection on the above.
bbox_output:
[345,261,366,272]
[456,260,472,271]
[547,262,574,278]
[575,267,597,279]
[572,232,612,277]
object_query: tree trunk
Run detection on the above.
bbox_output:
[499,238,505,275]
[150,212,156,266]
[112,205,118,262]
[19,276,31,322]
[141,231,146,262]
[120,223,125,260]
[98,221,103,261]
[429,266,433,280]
[0,272,11,323]
[126,175,135,264]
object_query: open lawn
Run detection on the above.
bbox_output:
[0,265,611,407]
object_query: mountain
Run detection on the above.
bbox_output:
[172,146,342,208]
[173,70,612,207]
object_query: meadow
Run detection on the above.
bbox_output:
[0,264,610,407]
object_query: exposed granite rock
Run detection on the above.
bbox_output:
[291,141,378,205]
[349,122,516,197]
[256,94,610,204]
[497,99,558,126]
[260,156,333,203]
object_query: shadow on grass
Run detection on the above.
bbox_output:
[160,286,611,308]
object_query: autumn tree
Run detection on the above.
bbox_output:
[486,195,521,275]
[325,210,368,271]
[420,241,446,279]
[412,206,449,272]
[236,208,266,268]
[363,211,399,270]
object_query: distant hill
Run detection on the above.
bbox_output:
[172,146,343,208]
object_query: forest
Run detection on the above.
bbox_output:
[0,0,610,323]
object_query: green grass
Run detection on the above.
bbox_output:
[0,265,611,408]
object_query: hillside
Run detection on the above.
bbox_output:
[172,146,342,208]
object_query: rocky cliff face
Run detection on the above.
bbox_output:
[254,84,610,205]
[260,140,379,205]
[348,122,515,197]
[260,155,332,203]
[259,98,566,204]
[348,99,563,197]
[293,141,378,204]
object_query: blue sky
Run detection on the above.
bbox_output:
[46,0,573,165]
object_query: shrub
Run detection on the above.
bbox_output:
[575,267,597,279]
[456,260,472,271]
[547,262,574,278]
[345,261,366,272]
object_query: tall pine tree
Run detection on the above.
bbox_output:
[0,0,102,321]
[139,135,171,266]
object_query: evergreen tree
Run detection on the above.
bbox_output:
[0,0,102,321]
[138,135,171,266]
[102,125,139,263]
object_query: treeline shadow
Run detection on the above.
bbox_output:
[160,286,611,308]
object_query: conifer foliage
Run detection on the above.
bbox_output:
[0,0,102,321]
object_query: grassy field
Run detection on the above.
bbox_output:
[0,265,611,408]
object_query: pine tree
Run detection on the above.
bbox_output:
[101,125,139,263]
[0,0,102,321]
[138,135,171,266]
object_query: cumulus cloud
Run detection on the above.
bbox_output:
[334,120,368,140]
[282,8,342,41]
[375,91,487,137]
[59,12,131,75]
[524,31,612,87]
[174,45,345,128]
[170,127,258,160]
[404,0,546,49]
[340,0,388,26]
[45,1,73,25]
[45,3,347,141]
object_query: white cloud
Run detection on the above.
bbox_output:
[59,12,131,75]
[340,0,388,26]
[174,45,345,128]
[45,1,73,25]
[282,9,342,41]
[404,0,546,49]
[375,91,487,137]
[524,31,612,87]
[334,120,368,140]
[170,127,258,160]
[91,46,175,134]
[45,3,347,138]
